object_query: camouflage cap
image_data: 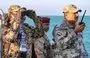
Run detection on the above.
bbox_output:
[63,4,81,13]
[8,5,21,13]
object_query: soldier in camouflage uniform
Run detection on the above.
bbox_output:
[40,17,52,58]
[53,4,88,58]
[2,5,22,58]
[24,16,52,58]
[17,8,52,58]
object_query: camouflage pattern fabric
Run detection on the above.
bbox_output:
[76,32,88,58]
[2,25,20,58]
[22,23,52,58]
[52,20,87,58]
[2,5,21,58]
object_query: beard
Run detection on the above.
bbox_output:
[67,17,78,25]
[44,28,49,32]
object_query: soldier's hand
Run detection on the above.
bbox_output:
[74,23,85,33]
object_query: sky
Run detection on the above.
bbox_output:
[0,0,90,15]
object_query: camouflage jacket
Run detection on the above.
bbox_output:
[20,23,52,58]
[2,14,21,58]
[2,25,20,58]
[53,20,88,58]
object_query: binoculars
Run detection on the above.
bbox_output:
[21,8,35,19]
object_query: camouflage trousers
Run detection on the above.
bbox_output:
[26,37,48,58]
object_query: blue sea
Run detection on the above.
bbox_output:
[25,16,90,57]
